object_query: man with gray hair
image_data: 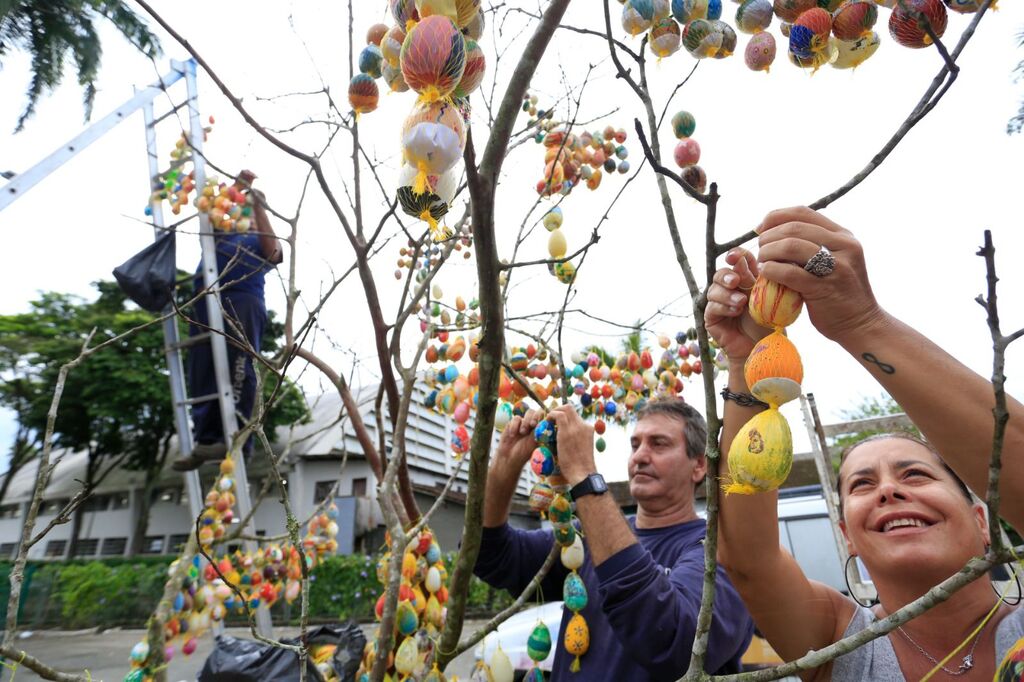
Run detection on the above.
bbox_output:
[474,399,754,680]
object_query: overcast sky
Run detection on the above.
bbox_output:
[1,1,1022,481]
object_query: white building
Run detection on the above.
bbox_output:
[0,383,540,560]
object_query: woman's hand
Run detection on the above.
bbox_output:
[705,248,771,362]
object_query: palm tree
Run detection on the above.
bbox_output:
[0,1,160,132]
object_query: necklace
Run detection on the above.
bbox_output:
[896,617,990,677]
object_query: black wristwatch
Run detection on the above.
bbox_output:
[570,473,608,500]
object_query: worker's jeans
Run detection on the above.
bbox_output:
[187,290,266,455]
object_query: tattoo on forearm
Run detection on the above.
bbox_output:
[861,352,896,374]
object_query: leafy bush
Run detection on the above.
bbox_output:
[5,553,513,628]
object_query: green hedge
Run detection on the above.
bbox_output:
[1,554,512,629]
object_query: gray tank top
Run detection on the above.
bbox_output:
[831,605,1024,680]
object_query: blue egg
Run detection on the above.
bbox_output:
[788,25,815,58]
[604,401,618,416]
[707,0,723,19]
[534,420,556,445]
[563,571,589,612]
[358,45,383,78]
[572,365,585,379]
[173,593,185,611]
[444,364,459,382]
[424,389,438,409]
[580,393,592,407]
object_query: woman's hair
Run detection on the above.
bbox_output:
[835,432,973,514]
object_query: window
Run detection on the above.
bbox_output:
[39,498,70,515]
[110,493,130,510]
[44,540,67,558]
[72,538,99,557]
[0,543,16,558]
[82,495,110,513]
[0,504,19,519]
[101,537,127,556]
[153,487,181,505]
[142,536,165,554]
[314,480,337,503]
[168,534,190,552]
[352,477,368,497]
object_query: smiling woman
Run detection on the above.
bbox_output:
[705,207,1024,681]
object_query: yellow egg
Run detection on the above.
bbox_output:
[548,229,568,259]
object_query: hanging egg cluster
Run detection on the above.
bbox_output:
[669,110,708,194]
[124,457,340,680]
[143,120,257,233]
[562,333,725,438]
[540,206,577,285]
[393,218,476,284]
[356,527,451,681]
[724,275,804,494]
[355,2,487,243]
[529,116,633,198]
[618,0,975,74]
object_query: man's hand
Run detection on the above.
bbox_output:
[484,410,541,527]
[491,410,541,482]
[705,248,771,363]
[236,169,257,190]
[547,405,595,486]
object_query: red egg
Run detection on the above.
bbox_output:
[889,0,947,48]
[794,7,832,37]
[831,0,877,40]
[673,139,701,168]
[400,15,467,101]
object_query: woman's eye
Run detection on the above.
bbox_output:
[849,479,868,491]
[904,469,928,479]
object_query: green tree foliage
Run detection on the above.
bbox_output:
[0,0,161,132]
[832,392,917,454]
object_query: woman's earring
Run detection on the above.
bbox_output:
[992,565,1024,607]
[844,554,873,608]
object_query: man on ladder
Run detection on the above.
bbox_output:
[173,169,282,471]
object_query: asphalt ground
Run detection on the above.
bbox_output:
[11,622,487,682]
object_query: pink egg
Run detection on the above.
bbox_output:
[453,401,471,424]
[673,139,701,168]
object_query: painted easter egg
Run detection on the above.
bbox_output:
[649,18,683,57]
[831,0,877,40]
[527,621,553,662]
[889,0,946,48]
[563,570,589,612]
[564,613,590,671]
[561,535,585,570]
[454,38,486,98]
[673,138,701,167]
[401,15,467,101]
[548,494,573,525]
[529,481,555,513]
[623,0,657,35]
[681,164,708,193]
[773,0,816,23]
[736,0,774,33]
[671,111,696,139]
[831,31,880,68]
[348,74,379,114]
[724,407,793,494]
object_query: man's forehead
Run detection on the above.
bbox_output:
[633,413,684,438]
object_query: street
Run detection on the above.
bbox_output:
[12,622,487,681]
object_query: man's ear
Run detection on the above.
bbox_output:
[691,454,708,484]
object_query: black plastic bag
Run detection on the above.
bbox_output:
[112,231,176,312]
[197,622,366,682]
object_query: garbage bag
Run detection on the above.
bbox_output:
[112,231,176,312]
[197,622,367,682]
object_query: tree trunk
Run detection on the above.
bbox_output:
[129,437,172,556]
[66,451,98,559]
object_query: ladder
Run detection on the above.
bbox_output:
[1,59,272,636]
[142,60,273,637]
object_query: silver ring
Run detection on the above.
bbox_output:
[804,245,835,277]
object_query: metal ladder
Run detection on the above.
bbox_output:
[142,60,273,637]
[1,58,273,635]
